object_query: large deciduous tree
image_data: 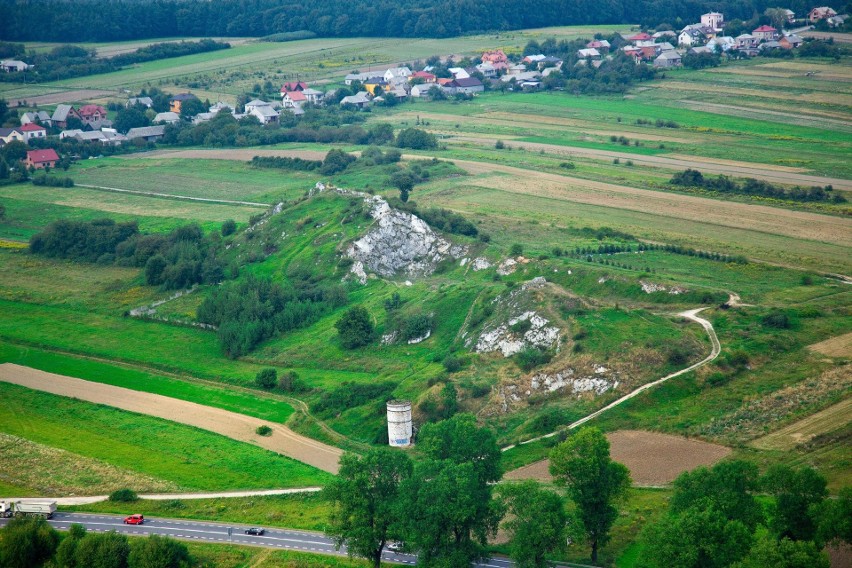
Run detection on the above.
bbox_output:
[498,480,569,568]
[549,427,630,563]
[324,448,412,568]
[761,464,827,541]
[732,530,829,568]
[400,413,503,566]
[335,306,375,349]
[0,517,59,568]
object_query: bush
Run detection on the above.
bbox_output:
[509,319,532,335]
[255,368,277,389]
[108,488,138,502]
[221,219,236,236]
[510,243,523,256]
[762,310,791,329]
[277,370,303,392]
[320,149,356,175]
[515,348,552,372]
[335,305,375,349]
[495,140,505,149]
[396,128,437,150]
[256,425,272,436]
[311,381,397,417]
[442,355,465,373]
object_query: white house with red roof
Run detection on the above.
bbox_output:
[410,70,437,83]
[282,90,307,109]
[26,148,59,169]
[809,6,837,22]
[78,104,108,125]
[19,123,47,142]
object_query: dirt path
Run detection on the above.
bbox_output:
[0,364,342,474]
[76,184,268,207]
[503,307,720,452]
[504,430,731,486]
[3,487,322,506]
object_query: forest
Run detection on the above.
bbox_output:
[0,0,844,42]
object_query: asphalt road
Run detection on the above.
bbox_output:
[0,513,518,568]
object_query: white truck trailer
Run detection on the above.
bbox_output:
[0,500,57,519]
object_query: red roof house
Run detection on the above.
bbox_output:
[19,122,47,142]
[78,104,108,123]
[628,32,653,42]
[481,50,508,64]
[280,81,308,93]
[410,71,437,83]
[753,25,779,41]
[26,148,59,169]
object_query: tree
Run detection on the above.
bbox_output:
[277,370,300,392]
[0,140,27,164]
[732,530,829,568]
[144,254,167,286]
[127,534,190,568]
[639,505,753,568]
[498,481,568,568]
[335,306,375,349]
[221,219,236,236]
[440,382,458,419]
[761,464,827,541]
[324,449,413,568]
[73,531,130,568]
[399,414,503,566]
[0,517,59,568]
[549,427,631,563]
[764,8,789,30]
[815,487,852,545]
[178,97,206,120]
[55,524,87,568]
[390,170,415,202]
[395,128,437,150]
[670,460,763,531]
[320,149,356,175]
[113,107,150,134]
[255,368,277,389]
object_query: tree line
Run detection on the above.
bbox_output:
[1,0,842,41]
[0,40,229,83]
[671,169,847,204]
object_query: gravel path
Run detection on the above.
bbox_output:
[75,184,268,207]
[2,487,322,506]
[0,364,342,474]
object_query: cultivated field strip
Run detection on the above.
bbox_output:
[0,364,342,474]
[750,398,852,451]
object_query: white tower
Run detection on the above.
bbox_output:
[386,401,413,447]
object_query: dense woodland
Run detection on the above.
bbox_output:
[0,0,844,42]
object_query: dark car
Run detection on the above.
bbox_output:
[244,527,265,536]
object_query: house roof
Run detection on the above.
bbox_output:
[628,32,653,41]
[78,104,107,117]
[0,127,22,137]
[586,40,611,48]
[126,125,166,139]
[301,88,324,96]
[753,25,778,32]
[51,104,76,122]
[246,99,271,107]
[453,77,483,88]
[280,81,308,92]
[340,92,371,105]
[169,93,197,101]
[20,123,46,131]
[154,112,180,122]
[578,48,600,58]
[286,91,307,102]
[657,51,682,60]
[128,97,153,106]
[251,106,279,117]
[27,149,59,163]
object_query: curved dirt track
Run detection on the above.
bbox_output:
[0,364,342,474]
[4,487,322,506]
[504,430,731,486]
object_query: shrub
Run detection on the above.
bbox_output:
[396,128,437,150]
[221,219,236,236]
[509,319,532,335]
[335,305,375,349]
[495,140,505,149]
[442,355,466,373]
[255,368,277,390]
[400,312,432,341]
[515,348,552,372]
[311,381,397,417]
[559,162,576,169]
[256,425,272,436]
[320,149,356,175]
[108,489,138,502]
[510,243,523,256]
[277,370,304,392]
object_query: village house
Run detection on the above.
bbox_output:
[0,127,25,145]
[301,88,324,105]
[481,49,508,65]
[586,40,611,53]
[410,71,437,83]
[0,60,31,72]
[706,36,736,52]
[51,104,81,129]
[282,90,307,110]
[827,14,849,27]
[244,100,279,124]
[191,113,215,124]
[752,25,780,42]
[577,48,601,60]
[735,34,760,50]
[71,129,126,146]
[169,93,197,113]
[153,111,180,124]
[410,84,437,98]
[384,67,412,84]
[209,101,234,114]
[652,31,677,41]
[26,148,59,169]
[19,123,47,142]
[280,81,308,93]
[537,56,563,70]
[475,62,499,78]
[447,77,484,95]
[522,54,546,64]
[340,91,371,108]
[783,9,796,23]
[363,78,391,95]
[77,104,108,126]
[20,111,52,126]
[654,51,682,68]
[627,32,653,43]
[701,12,725,32]
[809,6,837,22]
[126,97,153,108]
[448,67,469,79]
[344,71,384,85]
[679,27,706,46]
[126,125,166,142]
[779,34,804,49]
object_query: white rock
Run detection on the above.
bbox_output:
[407,330,431,344]
[497,258,517,276]
[472,257,492,271]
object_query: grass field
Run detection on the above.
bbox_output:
[0,382,331,493]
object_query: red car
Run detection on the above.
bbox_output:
[124,514,144,525]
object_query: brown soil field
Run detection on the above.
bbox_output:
[750,398,852,451]
[809,331,852,357]
[504,430,731,486]
[9,89,116,107]
[0,363,342,474]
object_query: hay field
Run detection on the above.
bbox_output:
[809,332,852,357]
[750,398,852,451]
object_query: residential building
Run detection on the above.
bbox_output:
[282,90,307,109]
[26,148,59,169]
[169,93,197,113]
[481,50,508,65]
[577,48,601,59]
[245,100,279,124]
[19,123,47,142]
[752,25,779,41]
[779,34,804,49]
[736,34,760,49]
[448,67,469,79]
[363,78,391,96]
[0,127,25,145]
[448,77,484,95]
[126,125,166,142]
[475,62,498,78]
[301,88,325,105]
[679,28,706,46]
[627,32,653,43]
[20,111,52,126]
[51,104,81,129]
[191,113,215,124]
[654,51,683,68]
[384,67,412,83]
[586,40,611,52]
[0,60,30,72]
[701,12,725,32]
[344,71,384,85]
[126,97,153,108]
[783,9,796,22]
[280,81,308,93]
[706,36,736,52]
[827,14,849,27]
[153,112,180,124]
[809,6,837,22]
[410,71,437,83]
[209,102,234,114]
[339,91,371,108]
[78,104,108,125]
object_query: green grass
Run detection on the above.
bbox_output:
[0,341,294,423]
[183,541,376,568]
[64,493,331,532]
[0,382,331,491]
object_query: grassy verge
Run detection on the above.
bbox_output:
[0,382,331,491]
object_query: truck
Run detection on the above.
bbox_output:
[0,500,57,519]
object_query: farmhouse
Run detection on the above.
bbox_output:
[19,123,47,142]
[301,88,324,105]
[753,25,779,41]
[779,34,804,49]
[209,101,234,114]
[344,71,384,85]
[809,6,837,22]
[0,60,30,72]
[20,111,52,126]
[481,49,508,65]
[245,100,279,124]
[126,97,153,108]
[153,111,180,124]
[586,40,611,52]
[78,104,108,125]
[706,36,736,52]
[384,67,412,83]
[340,91,371,108]
[783,9,796,22]
[475,62,499,78]
[26,148,59,169]
[448,77,484,95]
[654,51,682,68]
[282,90,307,109]
[577,48,601,60]
[736,34,759,49]
[679,28,706,47]
[169,93,197,113]
[51,104,81,129]
[71,129,126,145]
[0,127,25,145]
[281,81,308,93]
[125,125,166,142]
[363,78,391,95]
[448,67,469,79]
[410,71,437,83]
[627,32,653,43]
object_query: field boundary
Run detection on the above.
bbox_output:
[3,487,322,506]
[76,184,269,207]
